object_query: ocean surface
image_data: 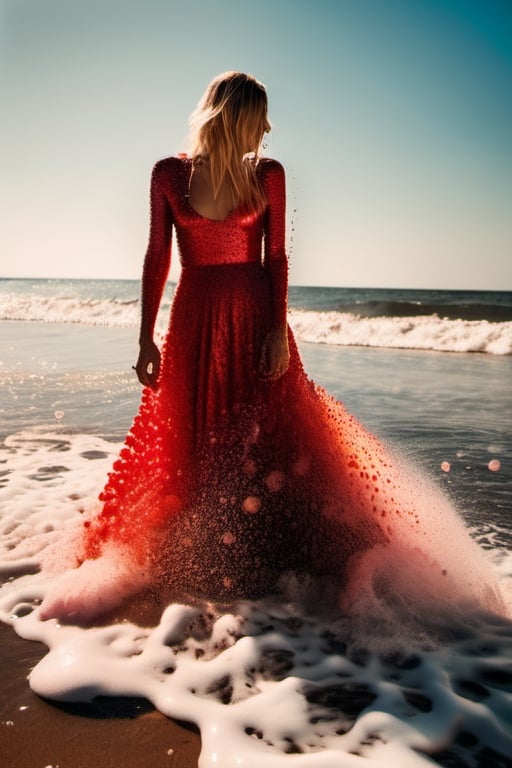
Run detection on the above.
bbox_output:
[1,278,512,767]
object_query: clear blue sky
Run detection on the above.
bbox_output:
[1,0,511,289]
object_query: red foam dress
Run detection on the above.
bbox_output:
[82,156,394,599]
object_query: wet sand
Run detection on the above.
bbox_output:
[0,623,201,768]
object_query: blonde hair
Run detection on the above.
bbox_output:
[188,72,271,213]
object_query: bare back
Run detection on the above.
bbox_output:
[188,160,235,222]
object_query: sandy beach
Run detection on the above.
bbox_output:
[0,622,200,768]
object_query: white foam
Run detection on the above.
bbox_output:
[3,587,512,767]
[289,310,512,355]
[0,429,118,564]
[1,429,512,766]
[0,293,142,327]
[1,292,511,354]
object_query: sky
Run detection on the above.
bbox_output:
[1,0,511,289]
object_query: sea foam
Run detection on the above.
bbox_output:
[1,429,512,767]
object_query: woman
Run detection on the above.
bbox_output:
[40,72,504,621]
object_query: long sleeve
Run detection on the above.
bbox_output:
[139,161,173,342]
[262,160,288,329]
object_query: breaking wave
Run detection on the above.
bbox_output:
[1,292,511,355]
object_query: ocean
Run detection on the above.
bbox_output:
[1,277,512,767]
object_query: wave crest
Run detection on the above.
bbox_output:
[1,293,511,355]
[289,310,512,355]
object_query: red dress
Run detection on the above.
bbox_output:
[82,156,390,599]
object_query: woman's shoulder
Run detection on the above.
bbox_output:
[150,155,190,189]
[258,157,285,174]
[258,157,285,194]
[152,154,190,174]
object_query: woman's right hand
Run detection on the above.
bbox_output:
[260,327,290,381]
[135,338,161,390]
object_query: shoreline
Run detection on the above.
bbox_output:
[0,622,201,768]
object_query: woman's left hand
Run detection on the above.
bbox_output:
[260,327,290,380]
[134,337,161,390]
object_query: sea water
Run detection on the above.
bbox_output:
[1,280,512,767]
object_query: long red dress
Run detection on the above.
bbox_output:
[82,156,392,600]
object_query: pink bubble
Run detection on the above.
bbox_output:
[54,410,64,420]
[488,459,501,472]
[222,531,236,545]
[265,470,285,492]
[441,461,451,473]
[242,496,261,514]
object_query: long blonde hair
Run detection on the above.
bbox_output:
[188,72,271,213]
